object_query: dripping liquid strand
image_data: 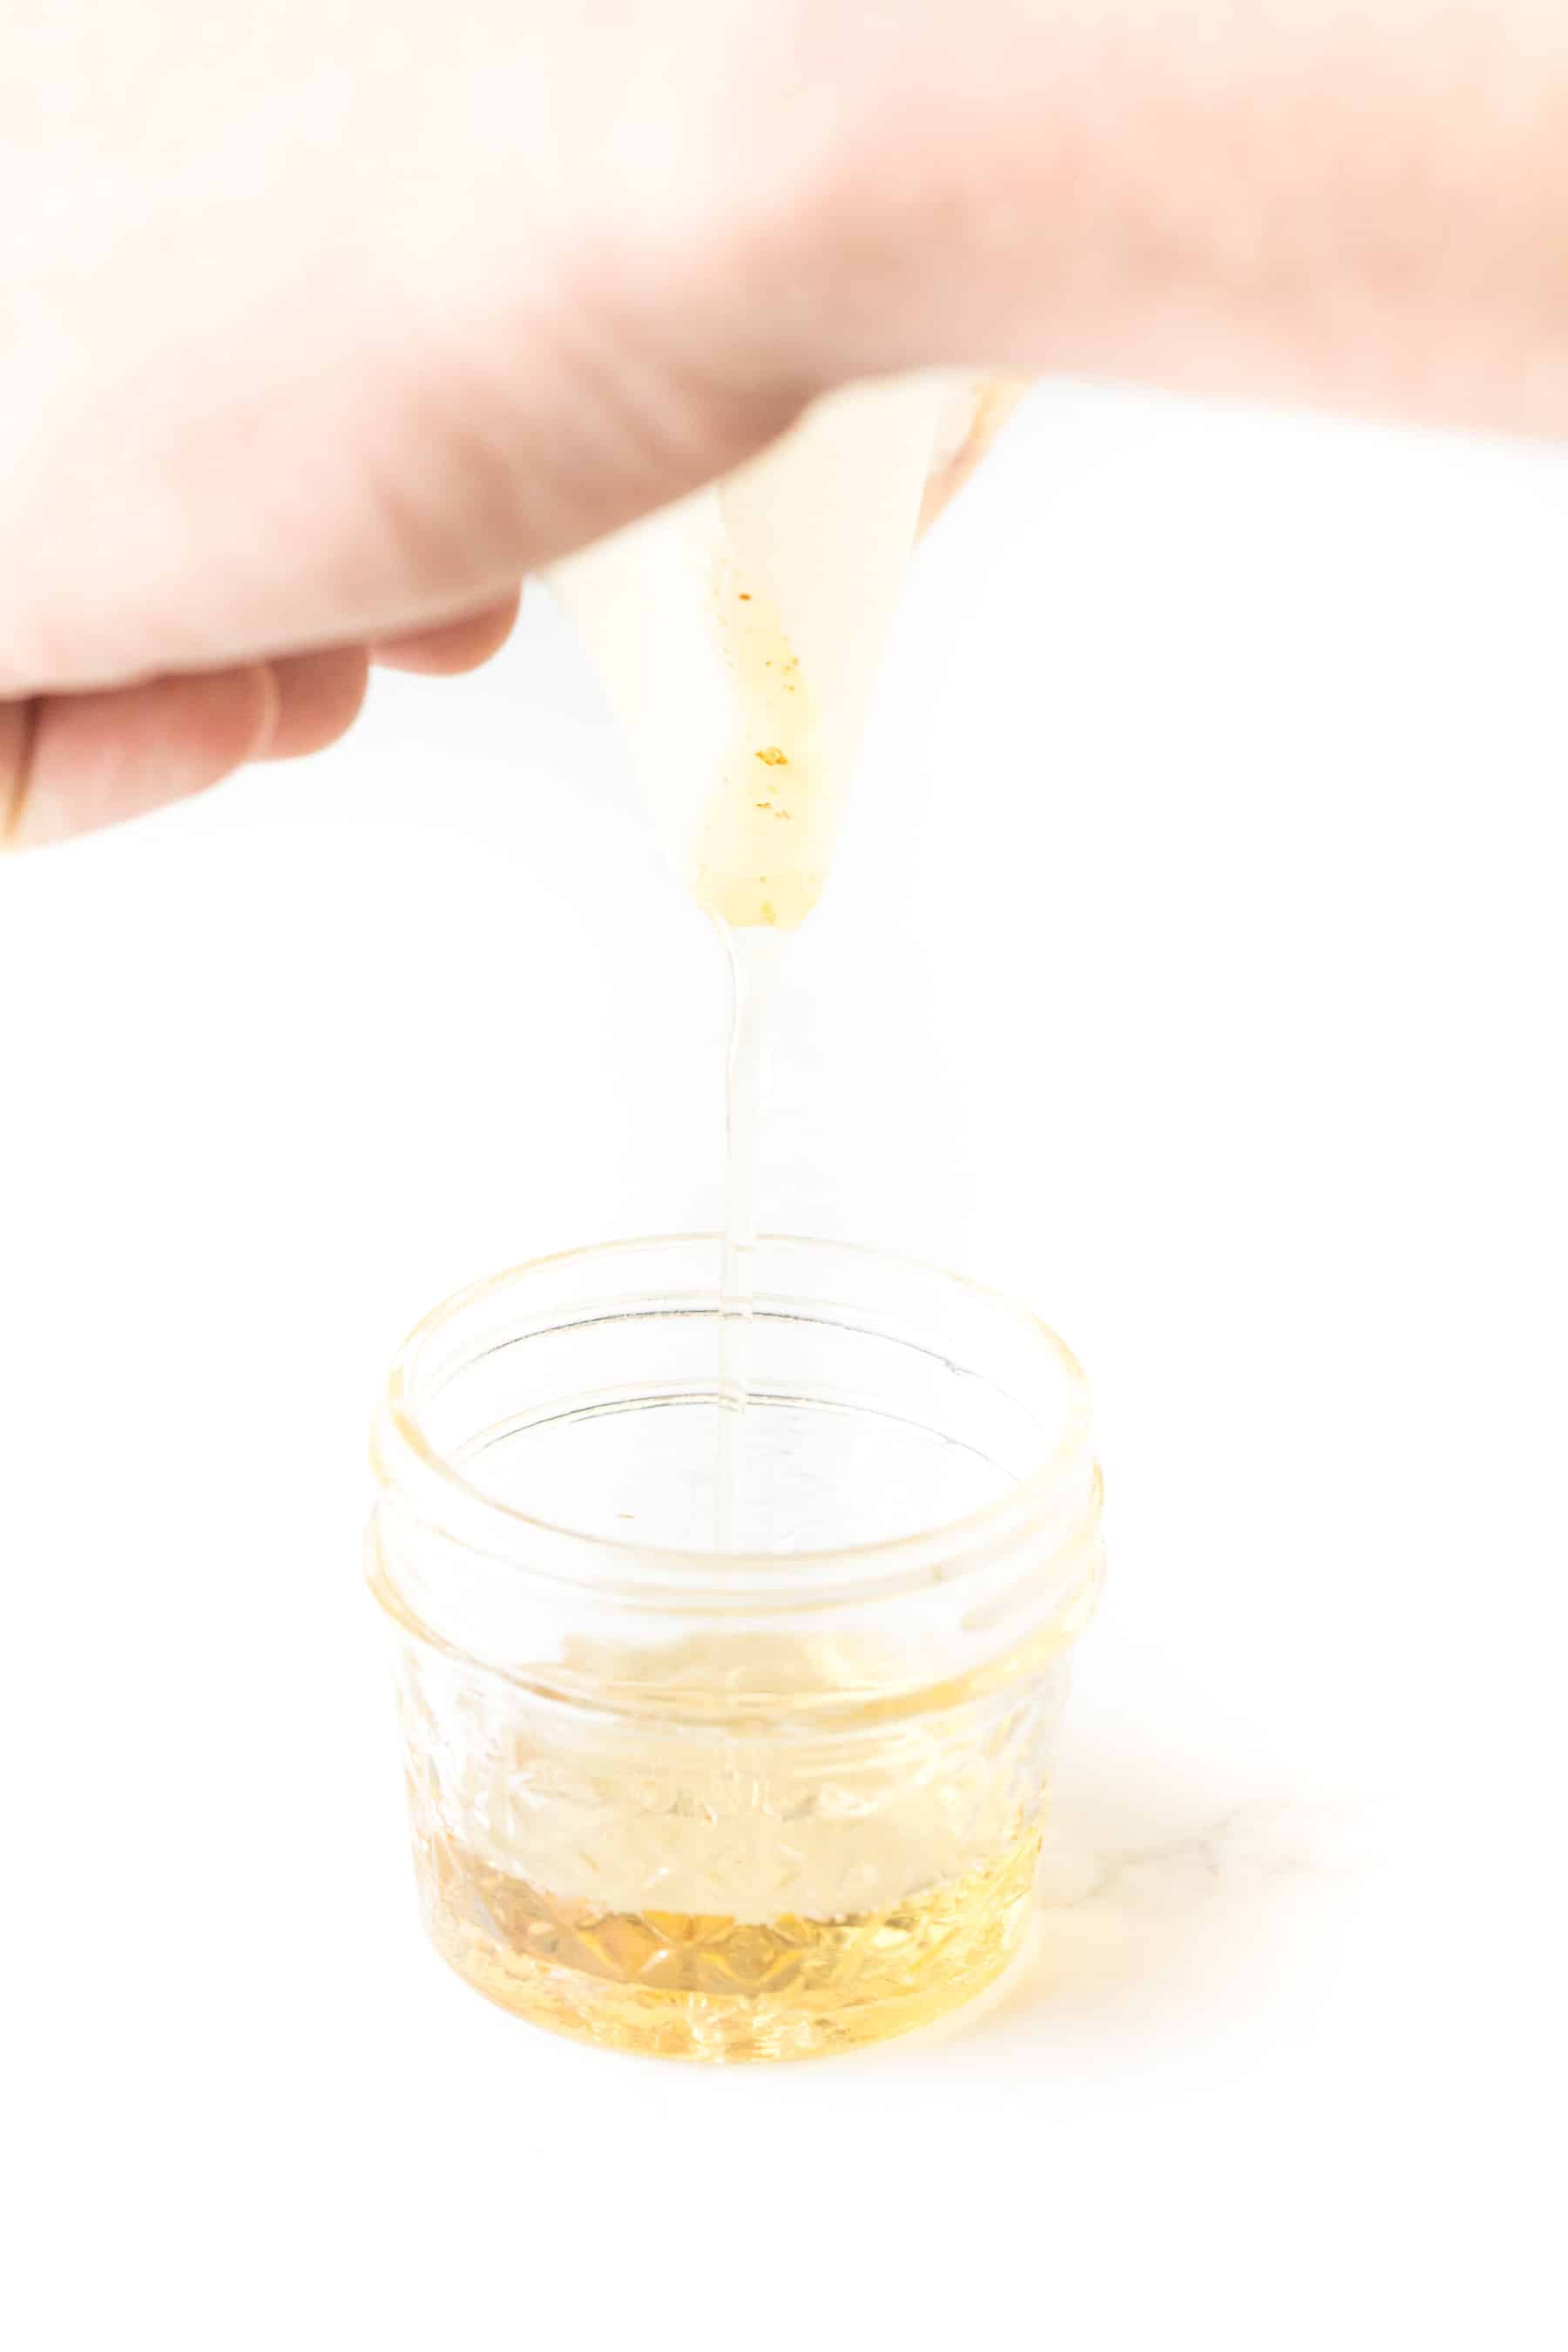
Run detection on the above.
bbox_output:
[713,922,782,1551]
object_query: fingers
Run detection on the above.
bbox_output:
[260,645,371,760]
[1,592,521,852]
[372,591,522,675]
[2,666,276,853]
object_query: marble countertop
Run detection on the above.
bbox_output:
[3,384,1561,2347]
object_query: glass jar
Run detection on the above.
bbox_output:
[367,1236,1104,2062]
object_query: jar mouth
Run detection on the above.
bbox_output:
[372,1234,1097,1609]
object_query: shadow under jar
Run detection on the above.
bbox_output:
[368,1236,1105,2062]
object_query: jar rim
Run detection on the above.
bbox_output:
[372,1233,1097,1604]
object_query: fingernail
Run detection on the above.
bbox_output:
[0,700,40,852]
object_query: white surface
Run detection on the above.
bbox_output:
[3,384,1565,2346]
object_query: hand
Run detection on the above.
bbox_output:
[0,600,520,849]
[6,3,1566,849]
[0,3,831,848]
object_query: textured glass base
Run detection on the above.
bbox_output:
[418,1824,1040,2062]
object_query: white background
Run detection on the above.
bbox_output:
[3,384,1564,2345]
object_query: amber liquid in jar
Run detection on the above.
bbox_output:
[389,1598,1078,2062]
[421,1826,1040,2062]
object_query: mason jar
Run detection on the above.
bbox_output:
[367,1235,1104,2062]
